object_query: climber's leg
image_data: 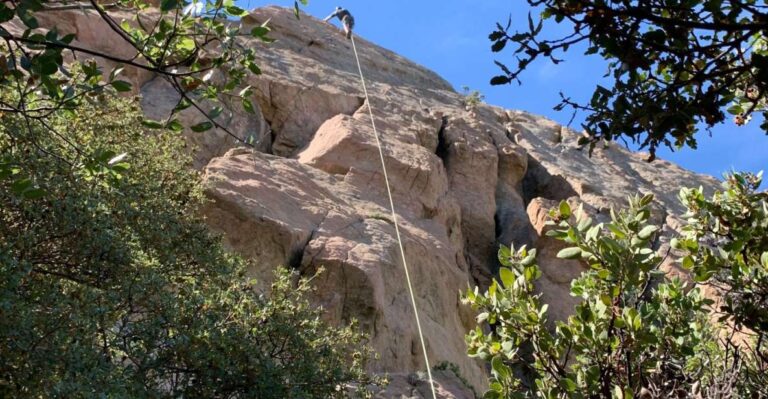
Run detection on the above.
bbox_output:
[342,15,354,39]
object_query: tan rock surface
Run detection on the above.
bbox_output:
[39,6,724,397]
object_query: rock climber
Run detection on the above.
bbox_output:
[323,6,354,39]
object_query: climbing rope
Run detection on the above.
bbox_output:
[350,35,438,399]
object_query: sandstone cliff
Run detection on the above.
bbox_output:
[36,6,722,398]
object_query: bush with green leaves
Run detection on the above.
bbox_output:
[0,97,377,398]
[462,85,486,113]
[678,173,768,334]
[677,172,768,389]
[463,183,768,398]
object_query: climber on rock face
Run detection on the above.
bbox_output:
[323,6,355,39]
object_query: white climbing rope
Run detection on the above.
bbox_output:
[350,35,438,399]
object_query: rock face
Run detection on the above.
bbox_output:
[198,8,721,395]
[38,6,722,397]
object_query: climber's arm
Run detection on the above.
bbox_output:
[323,11,338,22]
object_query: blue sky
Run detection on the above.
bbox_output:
[253,1,766,184]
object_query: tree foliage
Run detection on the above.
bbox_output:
[489,0,768,158]
[0,97,377,398]
[0,0,283,180]
[464,176,768,398]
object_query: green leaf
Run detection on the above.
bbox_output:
[523,265,540,281]
[110,162,130,173]
[242,98,255,114]
[111,80,132,92]
[60,33,76,44]
[174,99,192,112]
[637,225,658,240]
[585,225,600,241]
[32,56,59,76]
[225,5,247,16]
[0,4,14,23]
[109,66,125,81]
[499,267,515,287]
[178,37,196,51]
[208,106,223,119]
[491,40,507,52]
[488,384,503,397]
[557,247,582,259]
[22,188,46,200]
[250,26,270,38]
[491,356,511,380]
[247,62,262,75]
[490,75,511,85]
[11,178,33,195]
[498,245,512,261]
[141,119,165,129]
[167,119,184,132]
[190,121,214,132]
[545,229,568,239]
[640,193,654,206]
[520,251,536,266]
[561,378,577,392]
[82,61,101,77]
[18,9,38,29]
[727,104,744,115]
[577,217,592,232]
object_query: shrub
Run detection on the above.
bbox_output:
[677,172,768,394]
[464,179,768,398]
[464,195,718,398]
[462,86,486,113]
[678,173,768,335]
[0,97,378,398]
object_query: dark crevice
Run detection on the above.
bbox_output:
[494,156,570,277]
[288,228,317,270]
[287,251,302,270]
[435,115,450,165]
[244,117,274,155]
[491,210,504,278]
[522,156,578,205]
[491,154,578,280]
[492,202,537,277]
[493,212,503,247]
[266,126,277,155]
